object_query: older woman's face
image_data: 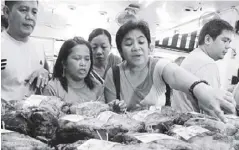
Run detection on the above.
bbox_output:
[121,29,149,67]
[64,44,91,81]
[90,34,111,66]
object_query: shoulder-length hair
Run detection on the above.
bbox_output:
[53,37,94,92]
[116,20,151,60]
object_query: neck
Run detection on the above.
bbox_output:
[65,75,85,89]
[125,61,148,74]
[7,30,28,42]
[199,45,212,58]
[94,61,106,69]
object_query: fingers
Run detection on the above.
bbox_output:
[201,103,227,123]
[220,98,236,114]
[28,71,38,85]
[108,99,127,112]
[224,91,236,106]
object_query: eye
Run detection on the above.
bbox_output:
[20,8,28,12]
[124,40,132,46]
[85,57,90,61]
[32,10,38,15]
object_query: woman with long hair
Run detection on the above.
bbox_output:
[43,37,104,104]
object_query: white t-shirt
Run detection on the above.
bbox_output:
[172,48,221,113]
[1,31,45,101]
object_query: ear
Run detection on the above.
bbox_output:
[3,6,10,19]
[149,43,154,53]
[204,34,212,45]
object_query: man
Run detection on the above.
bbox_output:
[172,19,235,114]
[1,0,49,101]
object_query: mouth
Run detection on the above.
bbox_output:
[132,54,142,58]
[96,57,104,61]
[78,69,87,74]
[22,23,34,29]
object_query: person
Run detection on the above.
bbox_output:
[1,15,8,32]
[88,28,121,83]
[43,37,104,104]
[1,0,49,101]
[104,19,236,122]
[234,83,239,105]
[172,19,235,113]
[165,56,186,106]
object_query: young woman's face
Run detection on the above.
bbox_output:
[64,44,91,81]
[90,34,111,66]
[121,29,149,67]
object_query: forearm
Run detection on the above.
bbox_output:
[163,63,200,95]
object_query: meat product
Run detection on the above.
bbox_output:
[77,139,170,150]
[1,110,31,135]
[56,140,85,150]
[97,111,145,132]
[188,134,235,150]
[1,131,53,150]
[56,117,127,144]
[70,102,110,117]
[173,112,217,125]
[2,107,59,143]
[151,139,199,150]
[111,133,141,144]
[184,118,238,136]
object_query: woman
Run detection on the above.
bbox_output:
[43,37,104,104]
[88,28,121,83]
[104,20,235,122]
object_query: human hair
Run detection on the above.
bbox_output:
[116,20,151,60]
[1,15,8,29]
[53,37,94,92]
[198,19,233,46]
[5,0,39,11]
[235,20,239,34]
[88,28,112,45]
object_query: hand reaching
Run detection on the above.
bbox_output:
[108,99,127,113]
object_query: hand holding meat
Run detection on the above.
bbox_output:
[194,83,236,122]
[108,99,127,113]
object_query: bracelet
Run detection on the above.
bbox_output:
[189,80,209,100]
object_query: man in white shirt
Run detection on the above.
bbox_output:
[172,19,235,113]
[1,0,49,101]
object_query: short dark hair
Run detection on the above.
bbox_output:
[88,28,112,45]
[53,37,94,91]
[116,20,151,60]
[1,15,8,28]
[5,0,38,10]
[198,19,233,45]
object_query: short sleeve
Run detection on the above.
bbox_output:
[104,68,117,103]
[154,58,172,82]
[42,80,58,96]
[194,63,220,88]
[153,58,171,95]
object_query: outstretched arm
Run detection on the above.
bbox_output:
[162,62,236,122]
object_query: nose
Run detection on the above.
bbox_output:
[25,11,35,20]
[132,42,140,51]
[95,47,103,55]
[79,59,86,66]
[225,42,231,50]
